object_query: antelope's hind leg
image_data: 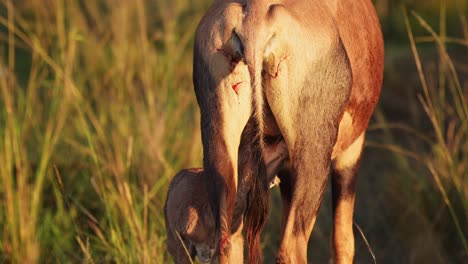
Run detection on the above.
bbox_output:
[276,137,333,264]
[331,132,365,264]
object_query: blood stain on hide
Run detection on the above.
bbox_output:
[219,231,231,254]
[232,82,242,95]
[265,56,286,79]
[217,48,230,59]
[217,48,242,70]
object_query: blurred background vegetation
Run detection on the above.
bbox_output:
[0,0,466,263]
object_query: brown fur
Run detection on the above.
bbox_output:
[164,169,216,264]
[165,141,289,263]
[193,0,383,263]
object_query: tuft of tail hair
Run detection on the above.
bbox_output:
[245,143,269,264]
[244,48,269,263]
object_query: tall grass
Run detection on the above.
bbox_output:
[365,2,467,261]
[0,0,206,262]
[403,2,467,257]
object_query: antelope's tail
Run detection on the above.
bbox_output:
[242,28,269,264]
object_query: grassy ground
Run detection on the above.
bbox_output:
[0,0,466,263]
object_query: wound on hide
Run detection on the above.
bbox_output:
[232,82,242,95]
[219,232,231,254]
[217,48,242,70]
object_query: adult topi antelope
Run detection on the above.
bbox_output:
[193,0,383,263]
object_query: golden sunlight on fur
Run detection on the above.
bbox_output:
[164,139,289,263]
